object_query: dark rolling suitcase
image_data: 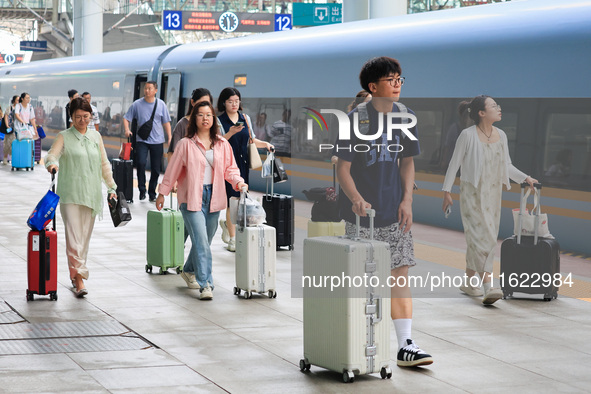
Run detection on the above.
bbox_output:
[112,158,133,203]
[34,138,42,163]
[27,172,58,301]
[501,183,560,301]
[263,177,294,251]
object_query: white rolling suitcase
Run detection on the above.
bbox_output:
[300,209,392,383]
[234,190,278,299]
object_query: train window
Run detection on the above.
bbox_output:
[542,113,591,189]
[413,109,444,171]
[201,51,220,63]
[495,112,518,158]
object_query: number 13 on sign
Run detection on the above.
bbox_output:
[163,11,182,30]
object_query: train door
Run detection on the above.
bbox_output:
[160,71,182,130]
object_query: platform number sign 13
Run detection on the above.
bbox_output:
[275,14,292,31]
[163,10,182,31]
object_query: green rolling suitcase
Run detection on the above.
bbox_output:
[146,197,184,275]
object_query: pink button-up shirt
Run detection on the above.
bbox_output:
[158,135,244,212]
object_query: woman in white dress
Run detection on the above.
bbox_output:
[442,95,537,305]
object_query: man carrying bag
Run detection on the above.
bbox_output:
[123,81,172,202]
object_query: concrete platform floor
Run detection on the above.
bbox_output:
[1,160,591,393]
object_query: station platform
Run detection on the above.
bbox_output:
[1,158,591,393]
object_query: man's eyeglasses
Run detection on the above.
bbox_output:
[379,77,405,86]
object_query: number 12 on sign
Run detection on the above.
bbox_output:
[275,14,292,31]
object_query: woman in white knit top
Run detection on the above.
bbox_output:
[442,95,537,305]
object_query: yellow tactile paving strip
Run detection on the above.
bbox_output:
[295,214,591,302]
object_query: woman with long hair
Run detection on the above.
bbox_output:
[216,87,272,252]
[156,101,247,300]
[442,95,537,305]
[2,96,19,163]
[168,88,214,156]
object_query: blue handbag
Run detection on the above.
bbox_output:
[37,125,46,139]
[27,173,59,231]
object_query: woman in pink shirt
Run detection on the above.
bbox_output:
[156,102,247,300]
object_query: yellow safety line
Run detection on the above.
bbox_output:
[295,214,591,302]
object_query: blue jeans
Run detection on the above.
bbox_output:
[180,185,219,289]
[135,141,163,199]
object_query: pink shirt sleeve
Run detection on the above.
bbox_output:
[159,139,187,196]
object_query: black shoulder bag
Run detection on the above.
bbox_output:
[137,100,158,140]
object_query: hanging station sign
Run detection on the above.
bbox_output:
[162,10,291,33]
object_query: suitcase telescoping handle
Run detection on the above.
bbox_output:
[331,155,338,190]
[517,182,542,245]
[239,186,248,230]
[265,148,275,201]
[51,169,57,231]
[354,208,375,240]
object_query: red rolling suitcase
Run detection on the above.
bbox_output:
[501,183,560,301]
[27,172,58,301]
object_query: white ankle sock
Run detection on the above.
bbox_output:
[483,281,492,295]
[393,319,412,349]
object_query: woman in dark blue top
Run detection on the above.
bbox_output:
[216,87,273,251]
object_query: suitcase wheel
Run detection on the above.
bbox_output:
[299,359,311,372]
[26,290,34,301]
[268,290,277,298]
[343,371,355,383]
[380,366,392,379]
[233,287,241,296]
[31,166,34,171]
[159,267,166,275]
[176,267,182,274]
[502,291,512,300]
[243,291,252,299]
[50,292,58,301]
[145,264,153,274]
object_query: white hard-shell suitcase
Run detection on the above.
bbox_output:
[234,190,277,299]
[301,209,392,383]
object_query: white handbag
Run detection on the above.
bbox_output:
[15,121,35,140]
[512,185,553,242]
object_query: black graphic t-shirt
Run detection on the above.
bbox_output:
[336,101,420,228]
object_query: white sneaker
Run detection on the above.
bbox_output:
[227,238,236,252]
[460,284,483,297]
[220,219,230,244]
[483,287,503,305]
[200,286,213,300]
[180,271,200,289]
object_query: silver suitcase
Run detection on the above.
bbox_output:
[300,209,392,383]
[234,190,277,299]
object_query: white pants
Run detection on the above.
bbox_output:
[61,204,95,280]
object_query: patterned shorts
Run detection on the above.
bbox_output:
[345,221,416,270]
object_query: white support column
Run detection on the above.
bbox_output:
[82,0,103,55]
[73,1,83,56]
[73,0,103,56]
[343,0,369,22]
[369,0,407,19]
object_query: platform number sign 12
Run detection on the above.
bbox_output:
[275,14,292,31]
[163,10,182,31]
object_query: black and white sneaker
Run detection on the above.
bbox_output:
[397,339,433,367]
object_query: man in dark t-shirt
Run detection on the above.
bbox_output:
[336,56,433,368]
